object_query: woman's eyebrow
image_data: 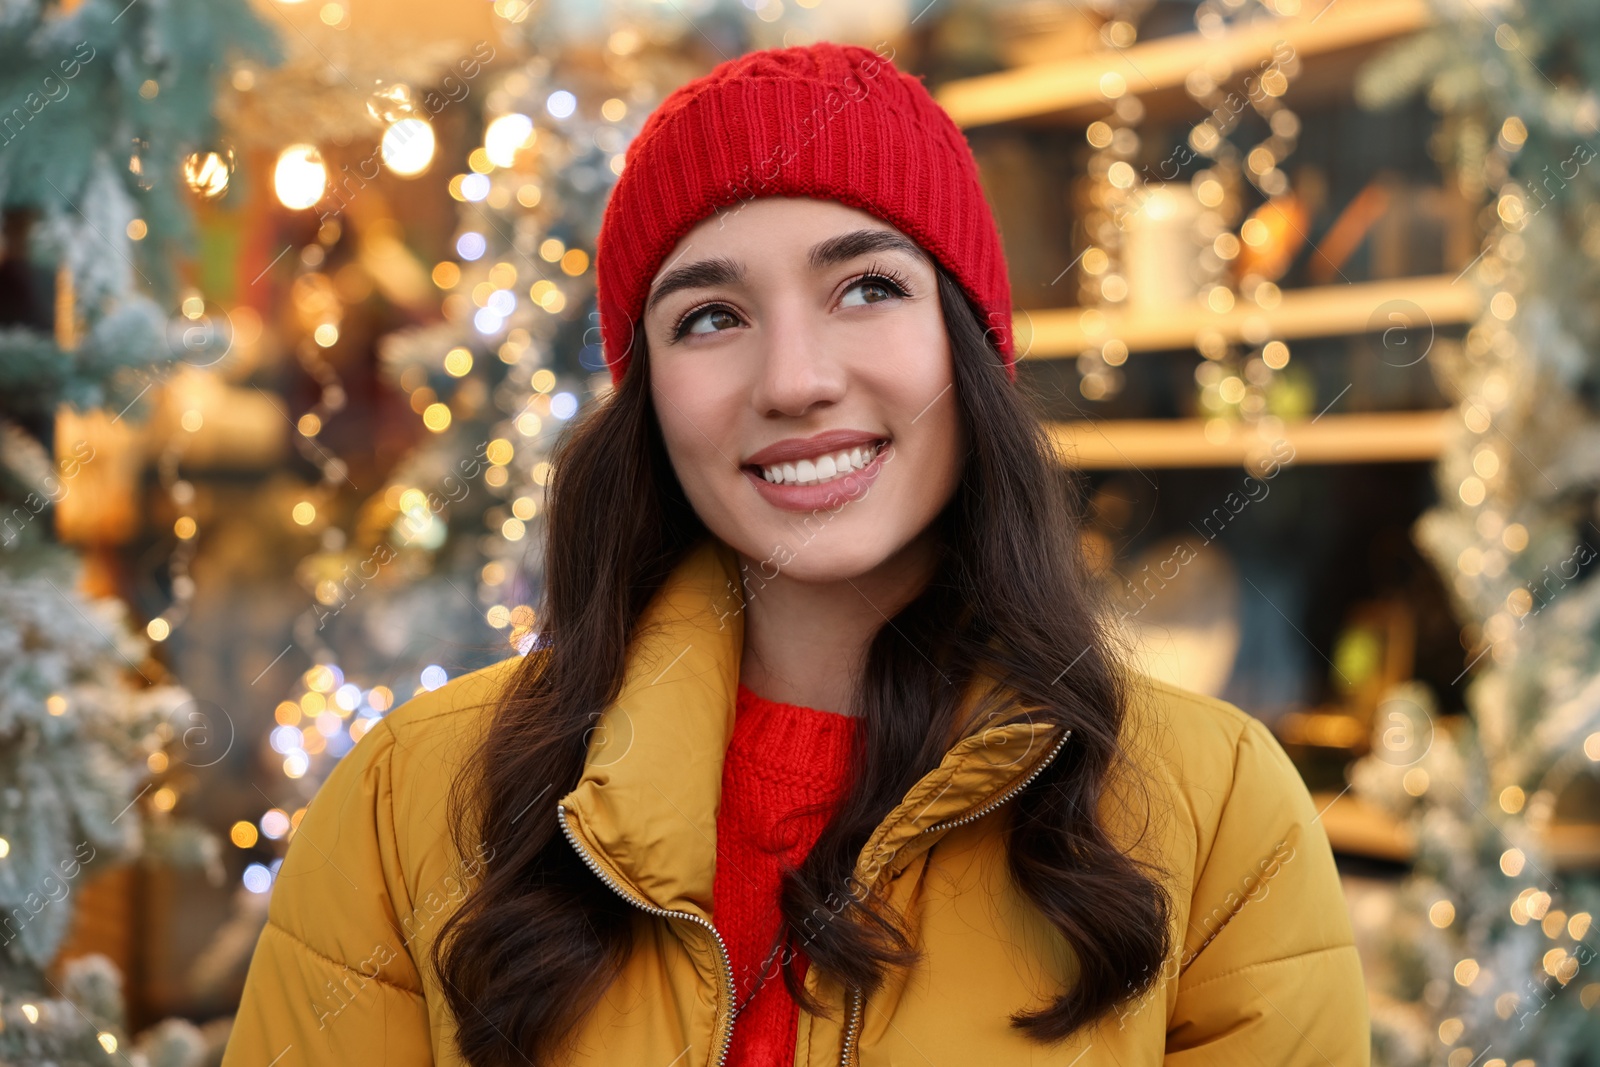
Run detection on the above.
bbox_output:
[644,229,928,316]
[807,229,929,270]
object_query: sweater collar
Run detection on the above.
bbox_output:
[555,537,1068,922]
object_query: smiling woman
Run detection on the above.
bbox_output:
[643,199,965,633]
[225,41,1371,1067]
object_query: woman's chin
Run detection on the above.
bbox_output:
[724,522,914,588]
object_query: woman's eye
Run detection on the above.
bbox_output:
[840,277,902,308]
[682,306,741,336]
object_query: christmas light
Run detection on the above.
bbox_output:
[243,863,273,893]
[423,403,452,431]
[260,809,291,839]
[273,145,327,210]
[183,150,233,199]
[381,118,436,177]
[485,113,535,168]
[546,90,576,119]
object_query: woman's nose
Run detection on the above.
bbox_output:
[751,304,848,418]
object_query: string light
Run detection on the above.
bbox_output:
[1073,3,1148,402]
[1181,3,1304,427]
[245,29,656,901]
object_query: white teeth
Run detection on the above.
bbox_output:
[758,441,885,486]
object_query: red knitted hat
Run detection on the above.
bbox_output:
[594,41,1015,387]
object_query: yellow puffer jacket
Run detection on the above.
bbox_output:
[223,538,1370,1065]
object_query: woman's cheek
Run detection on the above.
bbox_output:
[654,385,739,523]
[900,375,963,518]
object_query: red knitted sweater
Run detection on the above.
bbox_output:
[714,683,860,1066]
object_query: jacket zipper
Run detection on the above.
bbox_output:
[836,727,1072,1066]
[558,804,738,1067]
[922,728,1072,836]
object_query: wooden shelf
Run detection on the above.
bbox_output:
[1544,824,1600,871]
[1313,791,1416,865]
[1313,790,1600,870]
[937,0,1432,128]
[1016,274,1480,359]
[1046,410,1450,469]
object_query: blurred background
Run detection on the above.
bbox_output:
[2,0,1599,1062]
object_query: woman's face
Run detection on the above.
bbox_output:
[644,196,965,585]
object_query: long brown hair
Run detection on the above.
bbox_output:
[432,267,1174,1064]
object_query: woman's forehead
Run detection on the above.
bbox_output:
[647,198,923,291]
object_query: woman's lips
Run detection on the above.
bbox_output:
[743,442,892,512]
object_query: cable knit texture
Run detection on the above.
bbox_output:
[595,41,1015,386]
[714,682,860,1066]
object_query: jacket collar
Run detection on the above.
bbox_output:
[556,537,1067,922]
